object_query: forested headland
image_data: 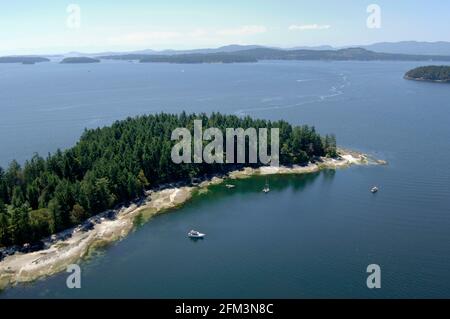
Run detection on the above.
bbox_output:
[405,65,450,82]
[0,113,337,247]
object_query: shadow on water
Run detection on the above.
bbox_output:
[200,171,325,199]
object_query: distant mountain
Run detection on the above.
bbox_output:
[357,41,450,56]
[4,41,450,60]
[56,42,450,58]
[169,44,265,55]
[288,45,335,51]
[83,45,266,58]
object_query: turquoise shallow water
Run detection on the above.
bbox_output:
[1,60,450,298]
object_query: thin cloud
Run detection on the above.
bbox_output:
[289,24,331,31]
[217,25,267,36]
[107,31,182,45]
[188,29,208,38]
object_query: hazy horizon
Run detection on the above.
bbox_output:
[2,1,450,55]
[4,40,450,57]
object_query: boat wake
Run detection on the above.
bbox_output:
[235,72,351,116]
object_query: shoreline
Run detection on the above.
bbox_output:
[0,149,385,291]
[404,75,450,84]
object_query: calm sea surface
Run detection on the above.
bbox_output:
[1,60,449,298]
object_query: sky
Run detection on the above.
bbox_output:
[1,0,449,55]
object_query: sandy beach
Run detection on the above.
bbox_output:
[0,149,385,291]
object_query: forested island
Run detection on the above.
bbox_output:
[3,48,450,66]
[100,53,257,64]
[405,65,450,82]
[140,54,257,64]
[0,56,50,64]
[60,57,100,64]
[100,48,450,64]
[0,113,337,248]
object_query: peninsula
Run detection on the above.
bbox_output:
[0,112,384,290]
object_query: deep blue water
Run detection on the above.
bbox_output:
[1,60,450,298]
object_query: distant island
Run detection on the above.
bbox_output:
[100,48,450,64]
[100,53,257,64]
[405,65,450,83]
[60,57,100,64]
[140,53,258,64]
[3,47,450,66]
[0,56,50,64]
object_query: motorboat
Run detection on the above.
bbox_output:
[188,230,206,238]
[371,186,379,193]
[225,184,236,189]
[262,180,270,193]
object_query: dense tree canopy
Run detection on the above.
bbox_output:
[405,65,450,82]
[0,112,336,247]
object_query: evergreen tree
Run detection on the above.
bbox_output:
[0,112,337,246]
[0,201,9,246]
[70,204,87,225]
[9,204,30,244]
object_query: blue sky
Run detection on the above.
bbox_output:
[1,1,449,54]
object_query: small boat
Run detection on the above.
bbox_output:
[225,184,236,189]
[188,230,206,239]
[262,179,270,193]
[371,186,379,193]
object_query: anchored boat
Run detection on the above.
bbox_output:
[262,179,270,193]
[188,230,206,239]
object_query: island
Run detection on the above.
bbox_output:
[139,53,258,64]
[99,53,257,64]
[0,56,50,64]
[0,112,384,290]
[60,57,100,64]
[404,65,450,83]
[100,48,450,63]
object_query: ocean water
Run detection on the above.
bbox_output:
[1,60,450,298]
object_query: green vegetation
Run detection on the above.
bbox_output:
[405,65,450,82]
[101,48,450,63]
[3,49,450,66]
[60,57,100,64]
[0,56,50,64]
[100,53,257,64]
[0,113,336,247]
[232,47,450,61]
[140,54,257,64]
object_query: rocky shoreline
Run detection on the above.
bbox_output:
[0,149,385,291]
[404,75,450,83]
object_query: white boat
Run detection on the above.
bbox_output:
[371,186,379,193]
[188,230,206,238]
[225,184,236,189]
[262,180,270,193]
